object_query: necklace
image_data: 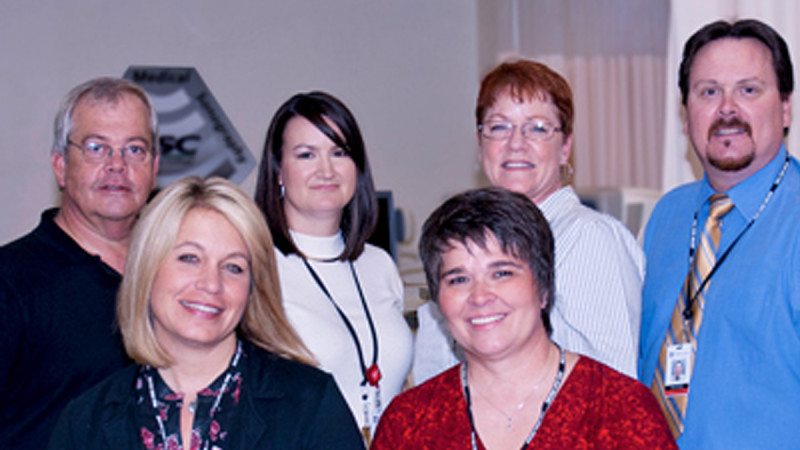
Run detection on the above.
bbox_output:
[145,340,243,443]
[471,346,556,430]
[474,386,540,431]
[301,257,382,442]
[461,345,567,450]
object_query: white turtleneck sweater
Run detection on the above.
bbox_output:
[276,230,413,432]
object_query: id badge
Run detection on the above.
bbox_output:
[664,343,692,395]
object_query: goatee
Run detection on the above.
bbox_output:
[706,116,755,171]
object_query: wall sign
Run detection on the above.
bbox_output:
[123,66,255,187]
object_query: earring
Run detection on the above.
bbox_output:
[560,162,574,184]
[279,183,285,198]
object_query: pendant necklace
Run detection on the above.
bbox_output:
[471,347,556,430]
[475,387,541,431]
[461,345,566,450]
[145,340,242,444]
[301,257,381,442]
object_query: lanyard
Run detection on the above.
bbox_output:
[683,155,790,320]
[461,346,566,450]
[145,340,242,446]
[302,257,383,443]
[300,258,380,387]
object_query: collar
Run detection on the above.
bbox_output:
[97,341,309,448]
[36,208,119,276]
[142,340,244,405]
[100,341,290,410]
[697,145,789,218]
[238,340,290,400]
[37,208,88,258]
[537,186,578,222]
[289,229,345,261]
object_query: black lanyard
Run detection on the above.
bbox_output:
[683,155,790,320]
[145,340,242,446]
[301,258,380,386]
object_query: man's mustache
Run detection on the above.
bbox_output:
[707,117,752,140]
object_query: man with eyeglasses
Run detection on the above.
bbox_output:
[0,77,159,449]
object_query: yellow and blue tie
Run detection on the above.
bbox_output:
[651,193,734,439]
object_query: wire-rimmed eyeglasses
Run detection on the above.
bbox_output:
[478,119,563,142]
[67,139,153,164]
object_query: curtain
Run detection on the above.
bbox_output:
[536,54,665,189]
[507,0,670,191]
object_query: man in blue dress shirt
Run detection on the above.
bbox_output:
[639,19,800,449]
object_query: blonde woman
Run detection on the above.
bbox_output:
[49,177,364,449]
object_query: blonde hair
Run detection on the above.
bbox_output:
[117,176,315,367]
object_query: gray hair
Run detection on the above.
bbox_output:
[52,77,159,155]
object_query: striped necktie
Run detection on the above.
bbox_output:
[651,193,734,439]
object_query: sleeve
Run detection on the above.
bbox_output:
[305,374,365,450]
[789,229,800,333]
[386,255,405,313]
[412,302,460,385]
[47,399,84,449]
[553,219,643,377]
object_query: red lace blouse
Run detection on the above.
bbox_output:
[372,356,676,449]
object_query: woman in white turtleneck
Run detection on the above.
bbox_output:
[254,91,412,444]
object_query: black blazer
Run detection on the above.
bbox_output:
[48,341,364,449]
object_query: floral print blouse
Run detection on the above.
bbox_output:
[135,342,244,450]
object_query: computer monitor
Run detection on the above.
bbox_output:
[576,187,660,240]
[367,190,403,261]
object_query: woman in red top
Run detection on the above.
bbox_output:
[372,188,675,449]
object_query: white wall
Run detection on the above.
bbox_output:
[0,1,480,284]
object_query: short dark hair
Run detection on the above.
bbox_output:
[419,187,555,334]
[679,19,794,106]
[254,91,377,261]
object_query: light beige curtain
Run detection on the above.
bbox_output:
[504,0,670,191]
[535,54,665,189]
[480,0,800,193]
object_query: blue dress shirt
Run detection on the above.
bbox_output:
[639,146,800,449]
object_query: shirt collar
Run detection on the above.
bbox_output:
[39,208,120,276]
[538,186,577,222]
[698,145,789,218]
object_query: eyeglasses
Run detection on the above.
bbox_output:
[67,139,153,164]
[478,119,563,142]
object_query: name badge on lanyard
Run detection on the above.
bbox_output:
[665,343,692,395]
